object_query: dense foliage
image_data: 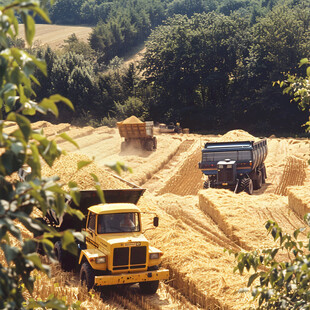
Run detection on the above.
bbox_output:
[0,1,85,309]
[17,0,310,134]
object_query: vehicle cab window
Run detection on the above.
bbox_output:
[87,212,96,232]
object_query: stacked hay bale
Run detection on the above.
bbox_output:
[275,156,307,196]
[287,186,310,218]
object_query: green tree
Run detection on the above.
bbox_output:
[140,12,251,128]
[0,1,84,309]
[279,58,310,131]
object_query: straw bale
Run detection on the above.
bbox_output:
[43,123,71,137]
[216,129,258,142]
[121,115,143,124]
[139,193,251,310]
[198,189,306,250]
[41,153,129,190]
[287,185,310,218]
[275,156,307,196]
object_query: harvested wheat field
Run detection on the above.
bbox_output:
[5,120,310,309]
[17,24,92,49]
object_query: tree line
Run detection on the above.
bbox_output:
[20,0,309,134]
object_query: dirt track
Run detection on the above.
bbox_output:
[10,122,310,309]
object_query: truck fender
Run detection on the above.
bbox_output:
[78,250,89,265]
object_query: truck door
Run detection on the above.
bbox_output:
[86,211,98,249]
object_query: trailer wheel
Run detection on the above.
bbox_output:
[139,280,159,295]
[54,241,73,271]
[80,262,95,291]
[253,171,263,190]
[246,178,254,195]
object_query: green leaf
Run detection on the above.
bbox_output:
[77,160,92,170]
[61,230,77,256]
[247,273,259,287]
[58,132,79,149]
[22,13,35,46]
[49,94,74,111]
[39,98,59,117]
[299,58,309,67]
[16,113,31,141]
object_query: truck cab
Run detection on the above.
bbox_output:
[77,202,168,294]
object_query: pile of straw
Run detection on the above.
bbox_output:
[41,153,129,190]
[216,129,258,142]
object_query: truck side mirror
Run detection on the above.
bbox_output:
[153,216,159,227]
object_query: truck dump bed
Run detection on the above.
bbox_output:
[47,175,146,231]
[117,121,154,138]
[200,139,268,172]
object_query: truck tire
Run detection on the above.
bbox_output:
[145,140,154,151]
[203,180,210,189]
[238,177,249,192]
[54,241,73,271]
[80,262,95,291]
[253,171,262,190]
[139,280,159,294]
[121,142,127,152]
[246,178,254,195]
[153,137,157,150]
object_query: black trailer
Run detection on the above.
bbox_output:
[198,139,268,194]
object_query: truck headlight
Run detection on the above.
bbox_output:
[95,257,106,264]
[149,253,160,260]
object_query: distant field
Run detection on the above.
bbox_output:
[18,24,93,49]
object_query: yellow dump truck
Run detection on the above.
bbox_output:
[45,184,169,294]
[117,116,157,151]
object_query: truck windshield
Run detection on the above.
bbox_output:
[203,150,251,162]
[97,212,140,233]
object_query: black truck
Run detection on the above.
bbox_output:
[198,139,268,194]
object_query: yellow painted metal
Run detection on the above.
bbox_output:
[95,269,169,286]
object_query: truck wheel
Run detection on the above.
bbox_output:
[54,241,73,272]
[246,179,254,195]
[145,140,154,151]
[253,171,262,190]
[80,262,95,291]
[203,180,210,189]
[153,137,157,150]
[139,280,159,295]
[121,142,127,152]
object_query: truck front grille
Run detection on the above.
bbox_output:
[113,246,147,269]
[218,168,234,182]
[113,248,129,266]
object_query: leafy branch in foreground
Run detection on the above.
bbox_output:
[0,1,83,309]
[276,58,310,132]
[229,216,310,309]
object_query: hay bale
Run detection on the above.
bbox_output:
[198,188,305,250]
[275,156,307,196]
[287,186,310,218]
[41,153,129,190]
